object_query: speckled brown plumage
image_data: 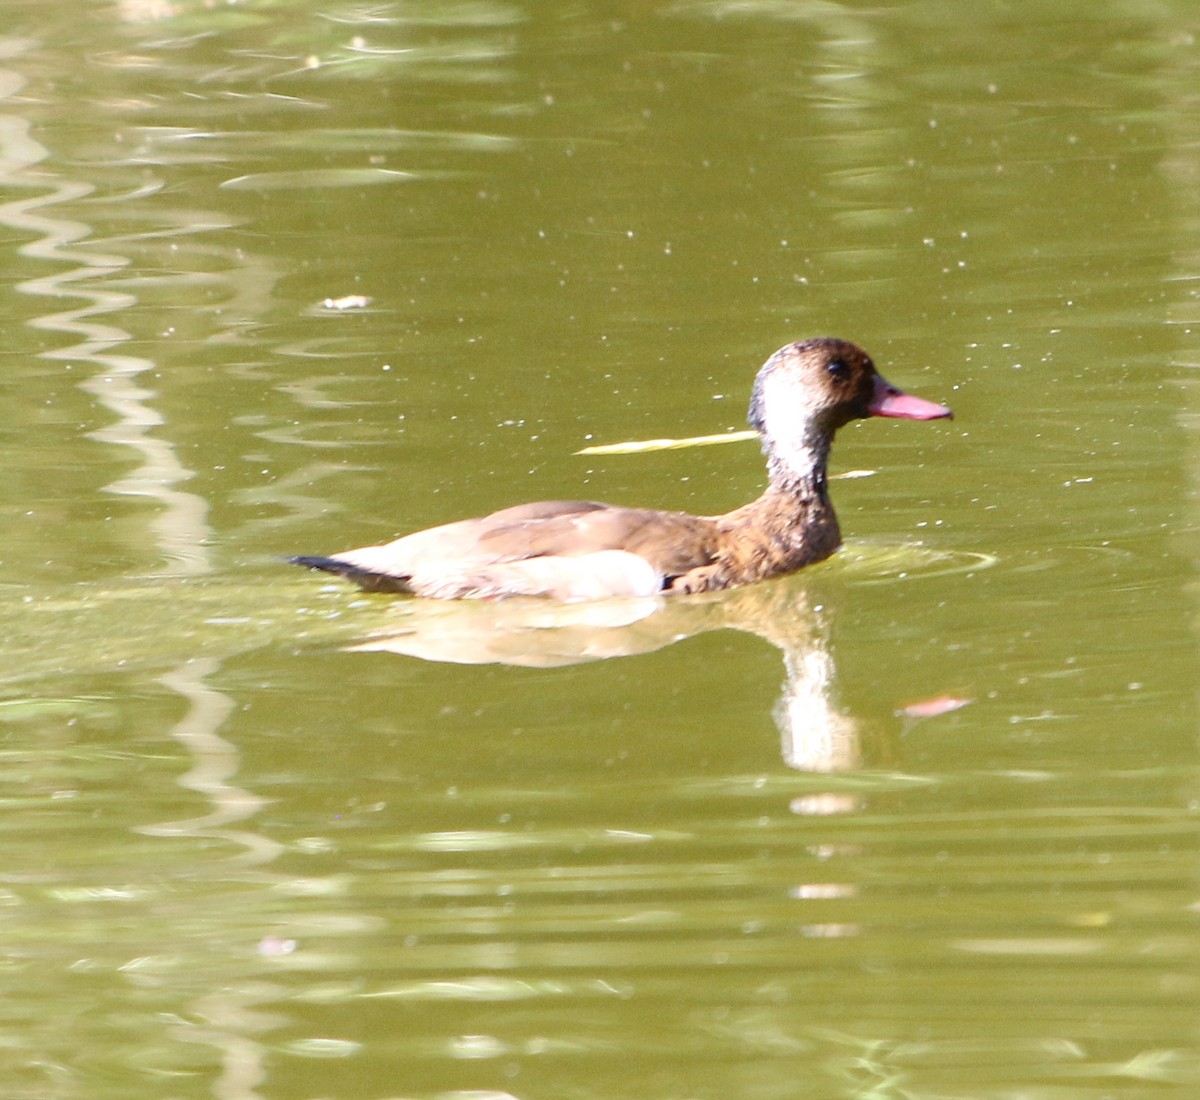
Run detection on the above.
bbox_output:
[292,338,951,601]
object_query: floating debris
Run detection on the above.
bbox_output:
[319,294,373,311]
[897,694,973,719]
[577,430,757,455]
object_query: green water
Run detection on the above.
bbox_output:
[0,1,1196,1097]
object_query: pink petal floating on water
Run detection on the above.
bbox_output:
[897,694,973,719]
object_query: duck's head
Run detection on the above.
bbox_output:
[748,338,952,485]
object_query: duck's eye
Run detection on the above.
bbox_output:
[826,358,850,378]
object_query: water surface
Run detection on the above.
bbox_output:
[0,2,1196,1097]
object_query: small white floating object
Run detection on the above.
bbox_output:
[320,294,373,311]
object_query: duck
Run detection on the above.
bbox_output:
[291,338,952,601]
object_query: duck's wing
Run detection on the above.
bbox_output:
[293,500,722,600]
[476,504,721,576]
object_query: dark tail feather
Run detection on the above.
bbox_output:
[289,555,414,594]
[290,554,356,575]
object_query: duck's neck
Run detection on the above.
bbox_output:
[763,424,832,502]
[717,428,842,570]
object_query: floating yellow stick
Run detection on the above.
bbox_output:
[576,430,758,456]
[575,432,876,479]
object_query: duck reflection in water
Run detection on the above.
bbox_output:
[334,572,930,942]
[349,572,860,802]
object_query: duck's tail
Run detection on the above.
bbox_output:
[289,555,414,594]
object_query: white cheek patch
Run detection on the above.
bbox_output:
[759,369,822,430]
[757,370,829,477]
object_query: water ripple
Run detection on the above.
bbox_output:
[220,167,421,191]
[0,38,212,577]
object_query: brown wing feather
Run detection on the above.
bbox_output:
[474,503,721,575]
[482,500,610,523]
